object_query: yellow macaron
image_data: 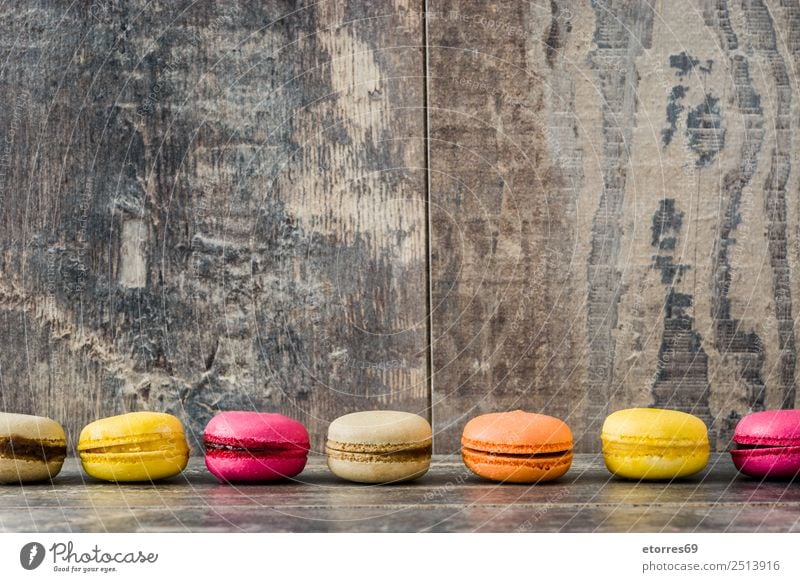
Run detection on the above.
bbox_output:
[78,412,189,482]
[601,408,709,480]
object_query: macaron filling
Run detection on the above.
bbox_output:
[78,434,187,455]
[602,437,707,455]
[733,443,799,450]
[731,431,800,454]
[731,441,800,459]
[205,440,309,458]
[0,436,67,463]
[461,447,570,460]
[325,441,432,463]
[461,432,572,462]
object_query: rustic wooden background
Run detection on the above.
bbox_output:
[1,0,798,454]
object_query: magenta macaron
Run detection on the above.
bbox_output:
[204,412,310,482]
[730,410,800,479]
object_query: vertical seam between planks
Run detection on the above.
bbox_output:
[422,0,434,444]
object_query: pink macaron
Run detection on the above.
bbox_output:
[204,412,310,482]
[730,410,800,479]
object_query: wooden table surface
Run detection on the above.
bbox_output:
[1,454,798,533]
[5,0,800,462]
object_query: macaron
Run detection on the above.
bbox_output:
[730,409,800,479]
[461,410,573,483]
[601,408,709,480]
[326,411,432,483]
[0,412,67,483]
[204,412,310,482]
[78,412,189,482]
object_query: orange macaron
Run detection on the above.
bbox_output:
[461,410,573,483]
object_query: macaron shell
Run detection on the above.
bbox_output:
[462,448,572,483]
[0,413,67,483]
[204,412,310,450]
[327,411,432,446]
[732,409,800,446]
[602,408,709,443]
[326,454,430,484]
[78,411,186,448]
[0,412,67,442]
[731,446,800,479]
[603,445,709,480]
[205,451,308,482]
[80,448,189,482]
[461,410,573,454]
[0,458,66,484]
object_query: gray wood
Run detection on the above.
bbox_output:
[427,0,590,452]
[0,1,428,452]
[3,0,800,463]
[428,0,800,453]
[1,455,797,532]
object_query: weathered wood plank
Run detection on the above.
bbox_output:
[0,1,428,451]
[3,0,800,460]
[7,504,798,533]
[1,456,797,532]
[428,0,800,453]
[427,0,591,451]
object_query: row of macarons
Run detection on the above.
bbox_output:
[1,407,799,485]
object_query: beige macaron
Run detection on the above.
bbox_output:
[0,412,67,483]
[326,411,432,483]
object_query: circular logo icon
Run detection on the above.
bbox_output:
[20,542,46,570]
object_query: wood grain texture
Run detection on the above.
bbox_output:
[428,0,800,453]
[3,1,800,459]
[427,0,590,451]
[0,0,428,452]
[1,456,797,532]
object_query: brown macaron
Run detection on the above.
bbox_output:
[326,411,432,484]
[1,412,67,483]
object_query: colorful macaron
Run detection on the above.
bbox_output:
[730,409,800,479]
[461,410,573,483]
[601,408,709,480]
[204,412,310,482]
[0,412,67,484]
[78,412,190,482]
[326,411,432,483]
